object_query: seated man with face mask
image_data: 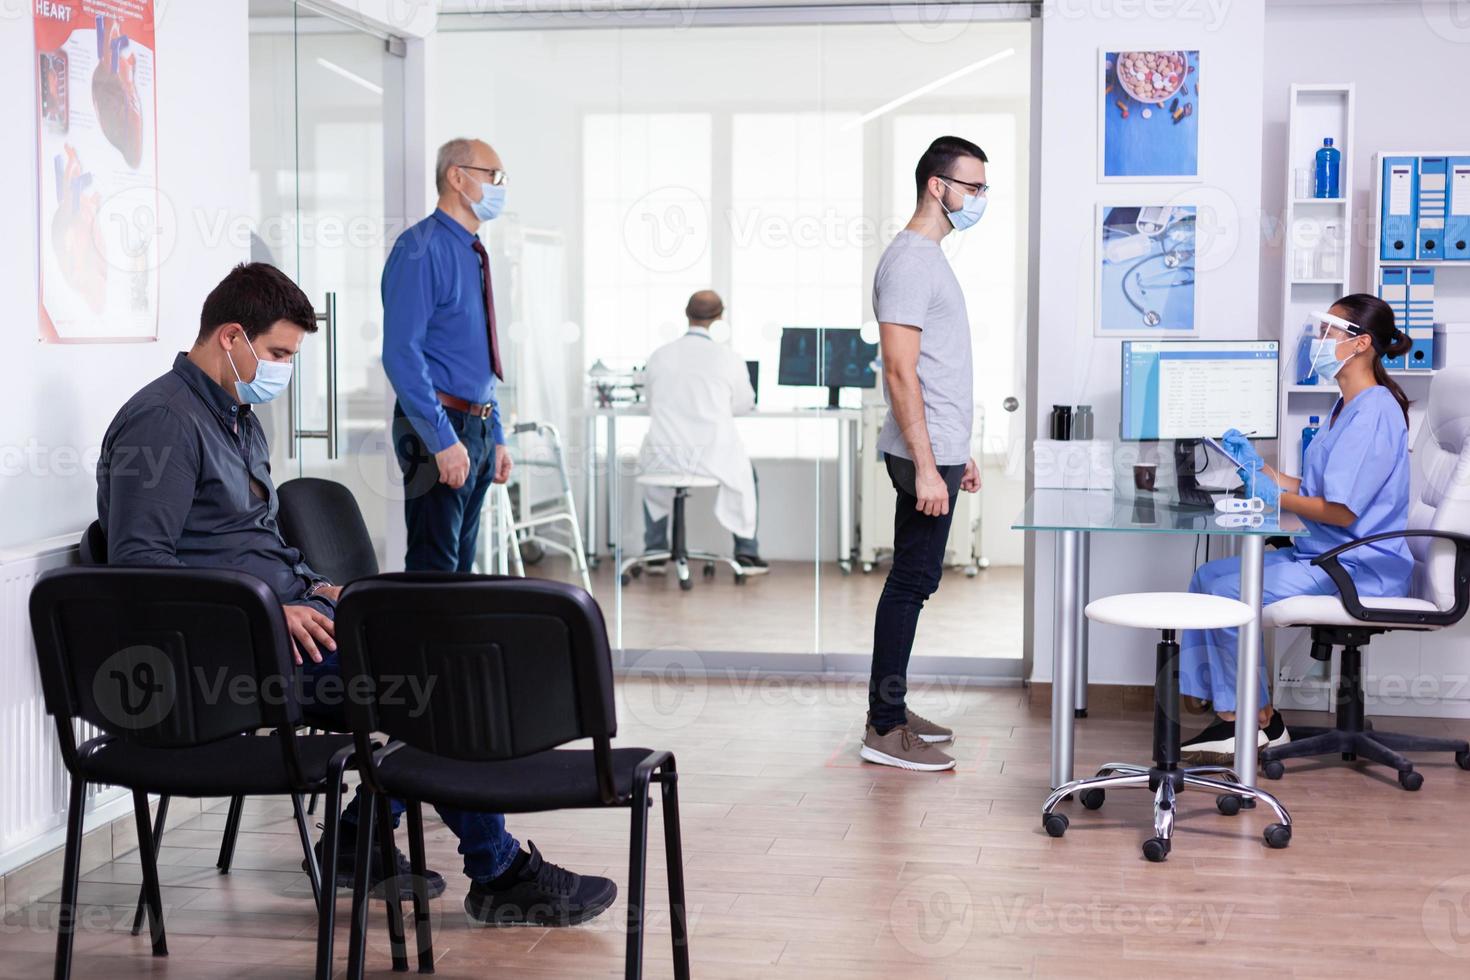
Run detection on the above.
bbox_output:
[637,290,767,574]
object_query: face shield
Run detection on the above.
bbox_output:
[1309,310,1365,343]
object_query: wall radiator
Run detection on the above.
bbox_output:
[0,539,127,876]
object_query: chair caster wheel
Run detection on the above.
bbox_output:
[620,573,631,586]
[1262,760,1285,780]
[1216,794,1242,816]
[1079,788,1105,810]
[1263,824,1292,849]
[1042,813,1068,838]
[1399,769,1423,792]
[630,566,643,579]
[703,563,715,579]
[733,572,747,585]
[1142,837,1170,862]
[862,562,873,574]
[1456,750,1470,771]
[678,577,693,592]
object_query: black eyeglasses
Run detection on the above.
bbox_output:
[941,174,989,195]
[458,165,507,186]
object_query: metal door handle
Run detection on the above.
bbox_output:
[288,292,339,460]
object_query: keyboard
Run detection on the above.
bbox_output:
[1174,487,1218,510]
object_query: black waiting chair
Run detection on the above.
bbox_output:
[328,573,690,980]
[1261,367,1470,789]
[28,566,358,980]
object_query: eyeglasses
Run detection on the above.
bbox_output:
[458,165,507,186]
[941,174,989,195]
[1310,310,1363,342]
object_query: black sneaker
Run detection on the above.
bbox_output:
[1262,710,1291,750]
[1180,715,1268,761]
[735,554,770,575]
[464,842,616,927]
[304,826,446,900]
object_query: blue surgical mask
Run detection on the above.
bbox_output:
[228,338,293,404]
[941,178,988,231]
[463,182,506,223]
[1308,337,1357,382]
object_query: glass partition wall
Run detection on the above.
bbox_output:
[440,13,1033,673]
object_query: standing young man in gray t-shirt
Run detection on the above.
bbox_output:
[860,136,988,772]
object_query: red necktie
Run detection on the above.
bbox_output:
[471,238,504,381]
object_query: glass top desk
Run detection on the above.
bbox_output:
[1014,489,1307,792]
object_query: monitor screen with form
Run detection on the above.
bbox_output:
[1121,340,1279,441]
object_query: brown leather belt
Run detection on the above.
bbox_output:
[437,391,494,419]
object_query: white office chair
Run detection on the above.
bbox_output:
[1042,592,1293,862]
[1261,367,1470,790]
[620,474,746,591]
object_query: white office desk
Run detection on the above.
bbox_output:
[582,405,862,570]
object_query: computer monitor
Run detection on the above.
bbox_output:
[1121,340,1279,441]
[777,327,878,408]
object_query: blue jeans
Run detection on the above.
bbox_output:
[642,466,761,558]
[393,402,498,573]
[868,455,961,733]
[298,600,520,885]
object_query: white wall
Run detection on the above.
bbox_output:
[0,1,251,553]
[1030,5,1267,684]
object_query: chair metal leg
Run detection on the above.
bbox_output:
[347,793,377,980]
[405,803,435,974]
[1042,771,1151,815]
[217,795,245,873]
[1152,778,1176,843]
[1180,774,1293,830]
[373,793,409,973]
[1352,734,1415,774]
[306,728,322,815]
[131,790,169,956]
[130,794,169,936]
[53,777,85,980]
[1094,762,1147,778]
[315,755,349,980]
[656,761,690,980]
[624,774,652,980]
[292,792,323,909]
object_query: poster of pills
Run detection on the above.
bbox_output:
[34,0,160,342]
[1100,49,1200,181]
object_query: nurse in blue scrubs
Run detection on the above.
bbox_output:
[1180,294,1416,760]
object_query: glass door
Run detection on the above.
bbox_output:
[249,1,403,564]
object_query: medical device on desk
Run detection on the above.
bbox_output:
[1102,206,1196,328]
[1120,340,1280,510]
[586,360,645,407]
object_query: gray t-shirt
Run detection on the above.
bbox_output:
[872,230,974,466]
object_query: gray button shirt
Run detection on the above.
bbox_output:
[96,353,324,603]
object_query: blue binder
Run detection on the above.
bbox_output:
[1447,157,1470,260]
[1380,157,1417,261]
[1406,268,1436,370]
[1378,267,1408,369]
[1417,157,1448,260]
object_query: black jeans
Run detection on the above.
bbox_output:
[868,454,961,733]
[392,402,497,573]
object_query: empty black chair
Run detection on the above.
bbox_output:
[277,477,381,585]
[329,573,689,980]
[28,566,358,980]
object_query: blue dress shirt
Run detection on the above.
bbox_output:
[382,209,503,453]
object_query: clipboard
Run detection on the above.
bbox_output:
[1203,436,1249,470]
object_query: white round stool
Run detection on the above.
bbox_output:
[620,474,745,591]
[1041,592,1294,862]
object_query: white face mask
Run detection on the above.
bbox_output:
[227,337,293,404]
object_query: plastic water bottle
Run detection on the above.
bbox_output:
[1301,416,1321,470]
[1314,138,1340,199]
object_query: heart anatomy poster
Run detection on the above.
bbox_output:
[35,0,159,342]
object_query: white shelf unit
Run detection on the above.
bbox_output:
[1276,84,1354,478]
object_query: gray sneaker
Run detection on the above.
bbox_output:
[860,725,956,771]
[905,710,954,743]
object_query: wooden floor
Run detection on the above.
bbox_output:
[9,677,1470,978]
[532,557,1026,658]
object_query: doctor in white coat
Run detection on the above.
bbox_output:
[638,290,768,574]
